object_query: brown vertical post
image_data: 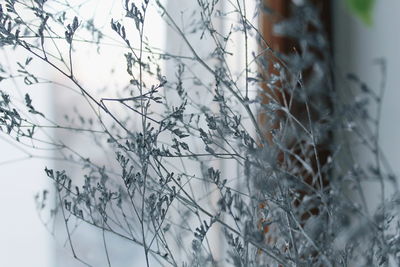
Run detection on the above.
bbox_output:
[257,0,332,261]
[261,0,291,53]
[259,0,331,140]
[258,0,292,143]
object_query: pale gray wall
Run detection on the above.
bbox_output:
[0,50,52,266]
[333,1,400,212]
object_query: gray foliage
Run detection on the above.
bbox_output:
[0,0,399,266]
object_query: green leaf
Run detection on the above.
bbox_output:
[346,0,375,26]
